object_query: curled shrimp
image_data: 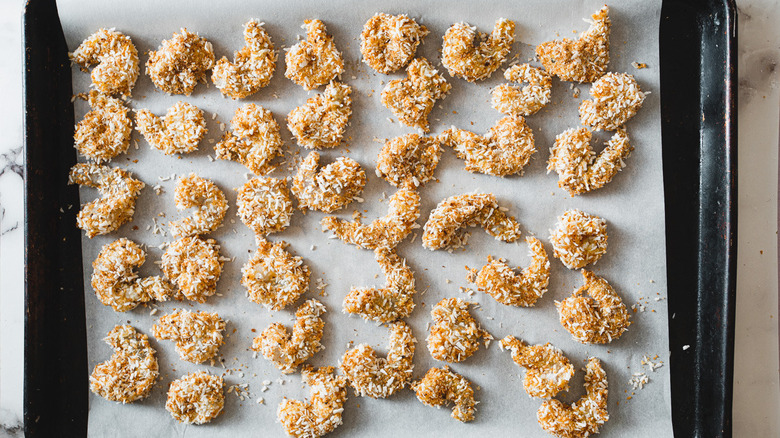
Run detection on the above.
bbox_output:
[557,270,631,344]
[242,239,310,311]
[321,188,420,250]
[376,133,442,189]
[89,325,158,403]
[166,371,224,425]
[215,103,284,175]
[380,57,451,132]
[236,177,294,239]
[427,297,491,363]
[91,238,179,312]
[135,101,207,155]
[441,18,515,82]
[360,13,428,74]
[285,20,344,90]
[146,28,215,96]
[579,72,646,131]
[343,246,416,323]
[499,336,574,399]
[212,20,277,99]
[68,163,144,238]
[412,366,477,422]
[291,151,366,213]
[169,173,228,237]
[547,127,632,196]
[537,357,609,438]
[287,81,352,150]
[71,28,139,97]
[422,193,522,250]
[253,299,326,374]
[470,236,550,307]
[277,366,348,438]
[549,209,608,269]
[152,309,225,364]
[73,91,132,163]
[491,64,552,116]
[340,321,415,398]
[161,236,223,303]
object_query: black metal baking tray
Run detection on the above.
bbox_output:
[23,0,737,436]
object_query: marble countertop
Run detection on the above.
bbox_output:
[0,0,777,436]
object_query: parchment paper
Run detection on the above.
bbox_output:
[57,0,672,436]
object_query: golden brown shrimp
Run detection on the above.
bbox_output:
[287,81,352,149]
[491,64,552,116]
[135,101,207,155]
[291,151,366,213]
[499,336,574,399]
[285,19,344,90]
[146,28,214,95]
[166,371,224,425]
[253,299,326,374]
[427,297,490,363]
[161,236,223,303]
[411,366,477,422]
[380,57,451,132]
[549,209,608,269]
[360,13,428,74]
[169,173,228,237]
[557,270,631,344]
[215,103,284,175]
[71,28,139,97]
[212,20,277,99]
[236,176,294,240]
[277,366,348,438]
[73,91,132,163]
[376,133,442,189]
[579,72,646,131]
[89,325,158,403]
[152,309,225,364]
[242,239,310,311]
[441,18,515,82]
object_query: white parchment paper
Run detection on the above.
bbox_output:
[57,0,672,436]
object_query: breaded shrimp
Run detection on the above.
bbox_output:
[499,336,574,399]
[242,239,310,311]
[135,101,206,155]
[89,325,158,403]
[73,91,132,163]
[277,366,348,438]
[287,81,352,149]
[412,366,477,422]
[557,270,631,344]
[253,299,326,373]
[291,151,366,213]
[236,176,294,239]
[169,173,228,237]
[71,28,139,97]
[215,103,284,175]
[441,18,515,82]
[285,19,344,90]
[427,297,490,363]
[166,371,224,424]
[161,236,223,303]
[579,72,646,131]
[375,133,442,189]
[491,64,552,117]
[146,28,215,95]
[380,57,451,132]
[360,13,428,74]
[212,20,277,99]
[152,309,225,364]
[549,209,608,269]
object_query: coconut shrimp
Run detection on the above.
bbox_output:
[375,133,442,189]
[557,270,631,344]
[360,13,428,74]
[285,20,344,90]
[215,103,283,175]
[236,177,294,240]
[169,174,228,237]
[536,6,611,83]
[549,209,608,269]
[135,101,207,155]
[422,193,521,250]
[242,239,310,311]
[89,325,158,403]
[537,357,609,438]
[343,246,416,323]
[73,91,132,163]
[579,72,646,131]
[166,371,224,425]
[499,336,574,399]
[321,188,420,250]
[71,28,139,97]
[253,299,326,374]
[161,236,223,303]
[277,366,348,438]
[412,366,477,423]
[439,116,536,177]
[68,163,144,238]
[340,321,416,398]
[287,81,352,149]
[491,64,552,117]
[91,238,179,312]
[470,236,550,307]
[381,57,451,132]
[427,297,490,363]
[211,20,277,99]
[291,151,366,213]
[152,310,225,364]
[441,18,514,82]
[146,28,214,95]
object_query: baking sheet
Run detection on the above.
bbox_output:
[56,0,671,436]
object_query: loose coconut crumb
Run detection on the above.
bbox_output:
[236,176,294,239]
[169,173,228,237]
[380,57,451,132]
[135,101,207,155]
[556,270,631,344]
[161,236,223,303]
[152,309,225,363]
[212,20,277,99]
[166,371,224,424]
[277,366,348,438]
[412,366,476,422]
[472,236,550,307]
[215,104,284,175]
[360,13,428,74]
[146,28,215,95]
[285,20,344,90]
[71,28,139,97]
[500,336,574,399]
[253,299,326,373]
[579,72,646,131]
[491,64,552,116]
[287,81,352,149]
[73,91,132,163]
[291,151,366,213]
[242,239,310,310]
[427,297,490,363]
[549,209,608,269]
[376,133,442,189]
[90,325,158,403]
[441,18,515,82]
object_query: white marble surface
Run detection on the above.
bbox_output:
[0,0,777,436]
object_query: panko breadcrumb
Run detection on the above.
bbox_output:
[212,20,277,99]
[166,371,224,425]
[68,163,144,238]
[343,246,416,323]
[161,236,223,303]
[422,193,521,250]
[360,13,428,74]
[441,18,515,82]
[89,325,158,403]
[412,366,476,422]
[579,72,646,131]
[146,28,215,95]
[287,81,352,149]
[71,28,139,97]
[499,336,574,399]
[73,91,132,163]
[380,57,451,132]
[152,310,225,364]
[427,297,490,363]
[547,127,632,196]
[91,238,179,312]
[536,6,610,83]
[321,188,420,250]
[376,133,442,189]
[135,101,207,155]
[537,357,609,438]
[471,236,550,307]
[285,20,344,90]
[169,174,228,237]
[439,116,536,177]
[491,64,552,116]
[291,151,366,213]
[253,299,326,373]
[340,321,415,398]
[549,209,608,269]
[242,239,310,310]
[236,177,294,239]
[215,103,284,175]
[557,270,631,344]
[277,366,348,438]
